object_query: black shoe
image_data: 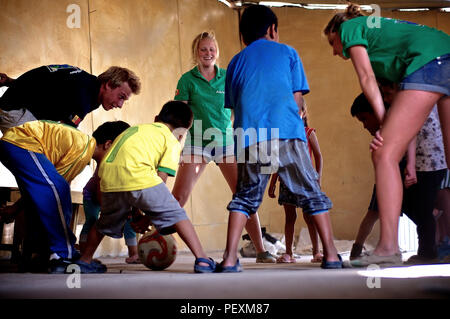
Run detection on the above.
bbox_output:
[48,258,72,274]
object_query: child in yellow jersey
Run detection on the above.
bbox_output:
[0,120,126,273]
[76,101,218,273]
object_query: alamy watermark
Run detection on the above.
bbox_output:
[365,264,382,289]
[66,264,81,288]
[66,4,81,29]
[367,4,381,29]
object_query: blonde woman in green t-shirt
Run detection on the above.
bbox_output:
[324,3,450,267]
[172,31,276,263]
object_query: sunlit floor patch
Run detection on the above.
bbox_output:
[357,264,450,279]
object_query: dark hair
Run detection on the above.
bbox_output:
[92,120,130,144]
[350,93,373,117]
[324,3,364,35]
[240,5,278,45]
[156,100,193,129]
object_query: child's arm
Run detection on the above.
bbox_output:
[268,173,279,198]
[308,130,323,186]
[157,171,169,184]
[403,137,417,189]
[293,91,304,115]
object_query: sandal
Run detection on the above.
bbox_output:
[216,259,243,273]
[276,253,296,263]
[320,254,343,269]
[194,257,217,273]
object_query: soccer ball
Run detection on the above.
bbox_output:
[138,228,177,270]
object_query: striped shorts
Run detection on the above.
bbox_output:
[228,139,332,216]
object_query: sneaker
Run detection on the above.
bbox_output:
[350,251,402,268]
[48,258,72,274]
[256,251,276,263]
[71,259,107,273]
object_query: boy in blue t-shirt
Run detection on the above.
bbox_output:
[218,5,342,272]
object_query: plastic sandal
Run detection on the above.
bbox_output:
[217,259,243,273]
[194,257,217,273]
[320,254,343,269]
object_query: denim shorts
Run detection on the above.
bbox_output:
[399,53,450,96]
[227,139,332,216]
[181,144,235,164]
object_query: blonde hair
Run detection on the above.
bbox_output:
[98,66,141,94]
[191,31,220,66]
[323,3,364,35]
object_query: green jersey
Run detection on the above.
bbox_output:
[175,65,233,147]
[340,16,450,82]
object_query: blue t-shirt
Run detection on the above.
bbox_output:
[225,39,309,150]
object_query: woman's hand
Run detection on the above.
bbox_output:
[370,130,384,152]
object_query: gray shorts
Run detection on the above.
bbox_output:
[228,139,332,215]
[97,183,188,238]
[0,108,37,133]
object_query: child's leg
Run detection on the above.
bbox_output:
[283,204,297,256]
[372,90,440,257]
[79,199,101,254]
[174,219,209,266]
[303,212,323,261]
[123,219,139,263]
[79,225,104,263]
[219,158,270,257]
[311,212,339,262]
[222,211,249,267]
[354,209,379,247]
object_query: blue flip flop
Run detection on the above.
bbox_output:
[320,254,343,269]
[194,257,217,273]
[217,259,243,273]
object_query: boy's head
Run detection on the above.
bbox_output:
[350,93,379,136]
[377,78,398,105]
[92,120,130,162]
[239,5,278,46]
[155,101,193,129]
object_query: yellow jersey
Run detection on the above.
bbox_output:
[98,123,181,192]
[1,120,96,182]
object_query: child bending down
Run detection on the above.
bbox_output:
[78,121,141,264]
[75,101,217,273]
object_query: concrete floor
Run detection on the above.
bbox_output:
[0,251,449,300]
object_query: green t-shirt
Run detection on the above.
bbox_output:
[174,65,233,147]
[340,16,450,83]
